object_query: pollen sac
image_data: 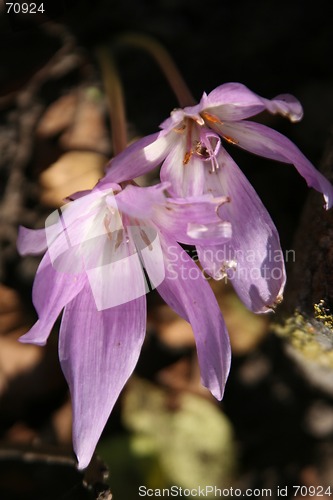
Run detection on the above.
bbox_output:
[195,141,210,159]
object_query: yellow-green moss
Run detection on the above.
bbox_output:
[274,304,333,368]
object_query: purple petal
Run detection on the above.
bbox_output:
[157,237,231,400]
[159,109,187,131]
[17,227,48,256]
[86,239,151,310]
[202,83,304,123]
[59,284,146,469]
[160,104,204,131]
[157,195,232,245]
[262,93,303,122]
[111,183,169,219]
[217,120,333,209]
[202,82,267,121]
[160,133,206,197]
[102,132,171,184]
[19,252,86,346]
[186,221,232,241]
[198,148,286,313]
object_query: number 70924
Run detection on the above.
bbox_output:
[6,3,45,13]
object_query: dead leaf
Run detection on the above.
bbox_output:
[36,93,78,138]
[39,151,107,207]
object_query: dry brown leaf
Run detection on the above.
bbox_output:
[0,284,42,394]
[149,304,196,349]
[60,90,110,155]
[36,93,78,138]
[0,284,32,337]
[52,398,73,445]
[39,150,107,207]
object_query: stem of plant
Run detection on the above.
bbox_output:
[115,33,196,108]
[96,46,128,155]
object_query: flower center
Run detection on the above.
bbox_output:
[181,118,221,172]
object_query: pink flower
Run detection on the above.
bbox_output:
[17,181,231,469]
[103,83,333,313]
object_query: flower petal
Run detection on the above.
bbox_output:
[186,221,232,241]
[19,252,86,346]
[59,284,146,469]
[102,132,171,184]
[160,132,206,197]
[262,93,303,122]
[203,83,303,123]
[202,82,267,121]
[17,227,48,256]
[157,195,232,245]
[157,237,231,400]
[198,149,286,313]
[217,120,333,209]
[111,183,169,219]
[160,104,204,131]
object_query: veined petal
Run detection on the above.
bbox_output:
[19,252,86,345]
[111,183,169,219]
[202,83,303,123]
[217,121,333,209]
[17,227,48,256]
[102,132,171,184]
[160,132,206,197]
[202,82,267,121]
[156,195,232,245]
[157,237,231,400]
[59,284,146,469]
[42,189,116,276]
[198,149,286,313]
[66,182,121,202]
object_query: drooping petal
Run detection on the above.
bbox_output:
[160,132,206,197]
[157,237,231,400]
[19,252,86,345]
[216,120,333,209]
[202,83,303,123]
[17,226,48,256]
[262,94,303,122]
[198,148,286,313]
[102,132,171,184]
[202,82,267,121]
[59,284,146,469]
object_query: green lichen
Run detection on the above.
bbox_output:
[274,304,333,369]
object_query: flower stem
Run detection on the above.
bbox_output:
[95,46,128,155]
[114,33,196,108]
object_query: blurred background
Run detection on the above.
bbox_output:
[1,0,333,498]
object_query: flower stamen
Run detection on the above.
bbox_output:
[183,119,194,165]
[201,111,222,124]
[222,135,239,145]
